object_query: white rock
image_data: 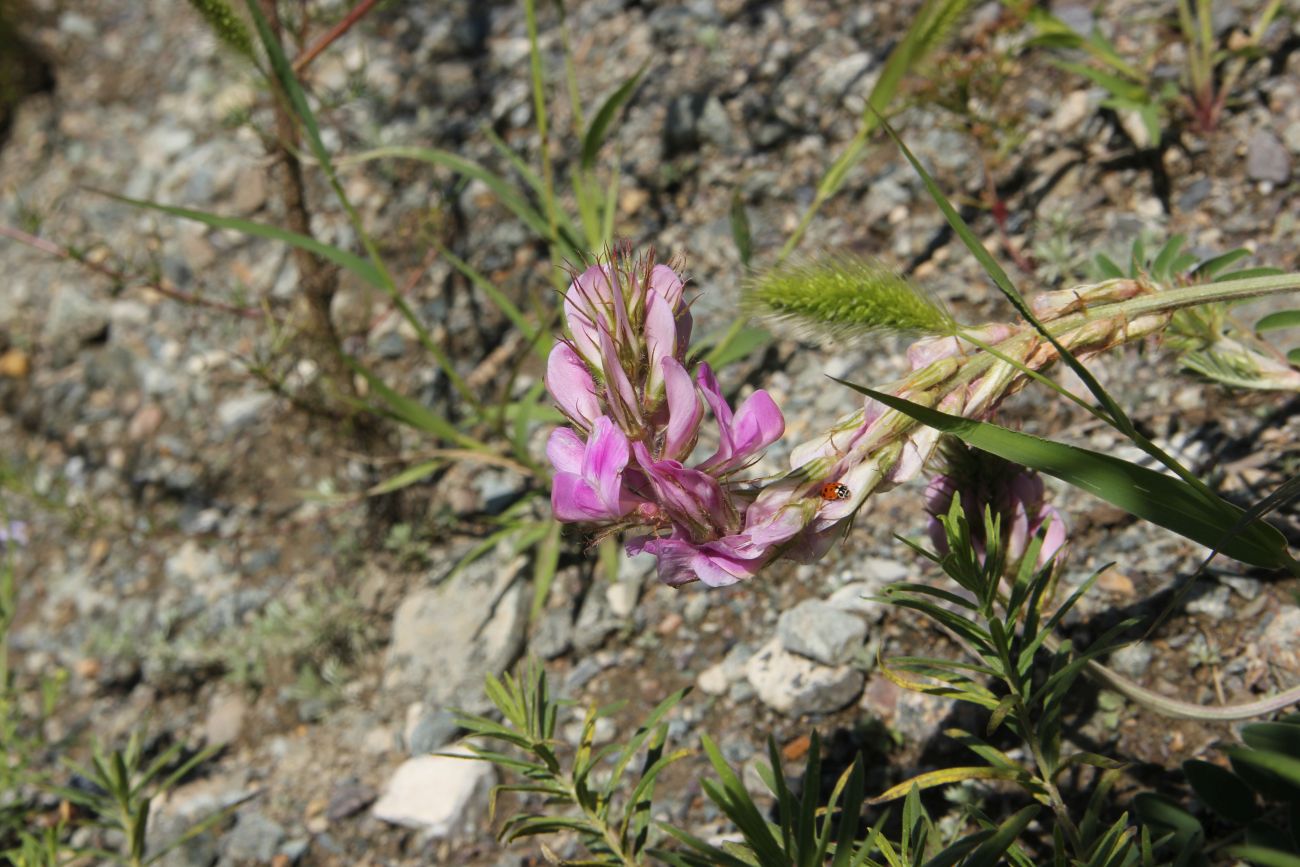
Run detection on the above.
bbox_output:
[216,392,273,434]
[606,581,639,618]
[371,749,494,837]
[827,583,887,623]
[745,638,864,715]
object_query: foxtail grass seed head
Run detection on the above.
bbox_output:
[185,0,257,60]
[745,254,957,341]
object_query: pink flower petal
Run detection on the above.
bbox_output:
[661,357,702,462]
[583,417,631,514]
[546,343,601,428]
[546,427,586,475]
[644,291,680,398]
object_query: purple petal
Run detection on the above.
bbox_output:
[632,442,732,537]
[661,357,702,462]
[726,390,784,463]
[737,499,812,552]
[644,291,680,397]
[630,535,759,588]
[583,417,632,514]
[551,472,609,522]
[564,265,614,366]
[648,264,685,308]
[546,427,586,475]
[696,364,784,472]
[597,325,642,428]
[546,343,601,428]
[1035,508,1067,566]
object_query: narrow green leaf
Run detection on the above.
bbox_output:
[944,728,1020,770]
[869,766,1027,805]
[1225,846,1300,867]
[104,193,384,289]
[1191,248,1252,279]
[699,324,772,370]
[348,360,485,450]
[1256,310,1300,333]
[731,190,753,268]
[367,460,444,496]
[530,520,562,621]
[1182,759,1260,823]
[1132,793,1203,844]
[960,805,1041,867]
[839,380,1293,569]
[1241,720,1300,757]
[1230,748,1300,800]
[581,63,647,172]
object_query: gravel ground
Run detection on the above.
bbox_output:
[3,1,1300,865]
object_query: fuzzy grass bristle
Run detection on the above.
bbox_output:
[744,254,957,341]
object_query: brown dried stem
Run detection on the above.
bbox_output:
[290,0,381,75]
[0,223,263,319]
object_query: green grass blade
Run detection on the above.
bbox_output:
[346,146,553,241]
[530,519,562,621]
[838,380,1294,569]
[104,193,384,289]
[581,63,647,172]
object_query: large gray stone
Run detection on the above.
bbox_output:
[383,552,528,713]
[746,638,864,716]
[777,599,868,666]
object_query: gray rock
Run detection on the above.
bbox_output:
[406,707,460,754]
[1283,120,1300,154]
[220,812,284,864]
[204,691,247,746]
[326,780,377,822]
[371,749,494,836]
[43,285,110,364]
[1107,642,1154,679]
[746,638,864,715]
[530,607,573,660]
[1186,583,1232,620]
[606,580,639,619]
[471,469,524,514]
[1246,130,1291,183]
[827,582,887,623]
[374,329,406,359]
[778,599,868,666]
[216,392,273,434]
[1257,606,1300,676]
[1222,575,1262,601]
[696,96,734,148]
[664,93,732,155]
[382,551,528,714]
[697,642,753,696]
[572,583,620,654]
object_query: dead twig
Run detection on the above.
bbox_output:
[0,223,264,319]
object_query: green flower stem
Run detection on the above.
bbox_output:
[1075,272,1300,325]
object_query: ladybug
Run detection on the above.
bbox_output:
[820,482,850,501]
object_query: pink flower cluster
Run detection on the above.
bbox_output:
[546,250,825,587]
[924,449,1066,570]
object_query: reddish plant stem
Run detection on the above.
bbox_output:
[0,223,263,319]
[291,0,382,74]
